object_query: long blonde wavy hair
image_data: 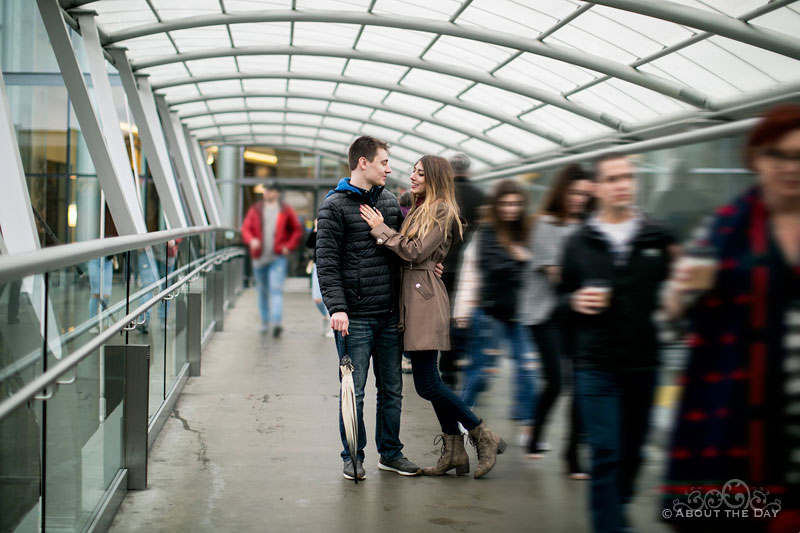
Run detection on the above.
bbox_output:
[401,155,463,241]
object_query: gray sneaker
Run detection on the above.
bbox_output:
[378,456,421,476]
[343,459,365,480]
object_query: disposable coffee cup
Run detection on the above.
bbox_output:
[680,245,718,291]
[584,279,612,310]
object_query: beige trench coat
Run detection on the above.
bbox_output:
[369,204,453,352]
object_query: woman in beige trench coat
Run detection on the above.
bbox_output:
[360,155,507,480]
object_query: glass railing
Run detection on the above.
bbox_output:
[0,227,244,533]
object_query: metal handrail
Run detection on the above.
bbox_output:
[0,225,239,284]
[0,241,230,384]
[0,247,245,422]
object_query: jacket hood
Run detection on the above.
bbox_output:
[326,177,384,203]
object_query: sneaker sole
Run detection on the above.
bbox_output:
[378,463,421,476]
[342,472,366,480]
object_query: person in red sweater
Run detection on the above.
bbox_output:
[241,180,303,337]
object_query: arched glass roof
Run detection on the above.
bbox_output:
[63,0,800,174]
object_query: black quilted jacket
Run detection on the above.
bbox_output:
[316,178,402,317]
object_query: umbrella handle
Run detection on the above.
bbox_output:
[334,330,348,360]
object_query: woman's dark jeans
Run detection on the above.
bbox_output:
[408,350,481,435]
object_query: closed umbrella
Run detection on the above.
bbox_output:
[336,333,359,484]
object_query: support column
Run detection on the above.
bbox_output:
[186,287,202,377]
[0,72,39,254]
[154,94,208,226]
[216,145,241,228]
[183,126,222,226]
[109,48,188,229]
[36,0,144,235]
[105,344,150,490]
[214,264,224,332]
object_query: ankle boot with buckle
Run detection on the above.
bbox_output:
[422,434,470,476]
[468,422,507,479]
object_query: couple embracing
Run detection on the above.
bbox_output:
[316,136,505,481]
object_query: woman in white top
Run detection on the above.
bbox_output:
[519,164,594,478]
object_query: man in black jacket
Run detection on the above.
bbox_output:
[439,153,485,388]
[316,136,420,481]
[560,153,677,533]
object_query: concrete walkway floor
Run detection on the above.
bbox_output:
[110,283,670,532]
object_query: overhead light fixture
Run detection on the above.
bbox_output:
[206,145,219,154]
[67,203,77,228]
[119,121,139,135]
[207,155,215,165]
[243,150,278,165]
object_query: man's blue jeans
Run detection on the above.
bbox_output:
[336,314,404,463]
[575,369,657,533]
[253,256,288,325]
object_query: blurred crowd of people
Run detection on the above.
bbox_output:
[240,104,800,532]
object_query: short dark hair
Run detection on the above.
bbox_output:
[348,136,389,171]
[264,179,281,192]
[745,104,800,169]
[592,151,629,181]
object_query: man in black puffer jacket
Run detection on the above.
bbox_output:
[317,136,420,481]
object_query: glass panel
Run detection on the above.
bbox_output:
[292,22,361,48]
[399,70,473,94]
[45,347,124,532]
[206,98,245,111]
[360,124,403,142]
[373,0,461,21]
[334,84,388,102]
[382,93,442,115]
[0,401,41,532]
[285,98,330,112]
[708,37,800,84]
[185,57,239,76]
[289,56,347,75]
[236,55,290,72]
[486,124,560,155]
[214,113,251,124]
[495,53,596,93]
[171,27,231,52]
[423,36,516,72]
[371,110,420,131]
[459,84,540,116]
[0,275,45,391]
[398,135,445,155]
[230,23,291,47]
[433,106,498,133]
[414,122,468,145]
[284,113,324,126]
[197,80,246,95]
[355,26,436,56]
[458,0,569,37]
[343,60,407,81]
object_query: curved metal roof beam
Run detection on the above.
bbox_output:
[104,10,713,110]
[187,116,493,165]
[153,71,566,146]
[134,46,627,131]
[590,0,800,61]
[206,142,351,165]
[166,90,525,158]
[197,123,463,165]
